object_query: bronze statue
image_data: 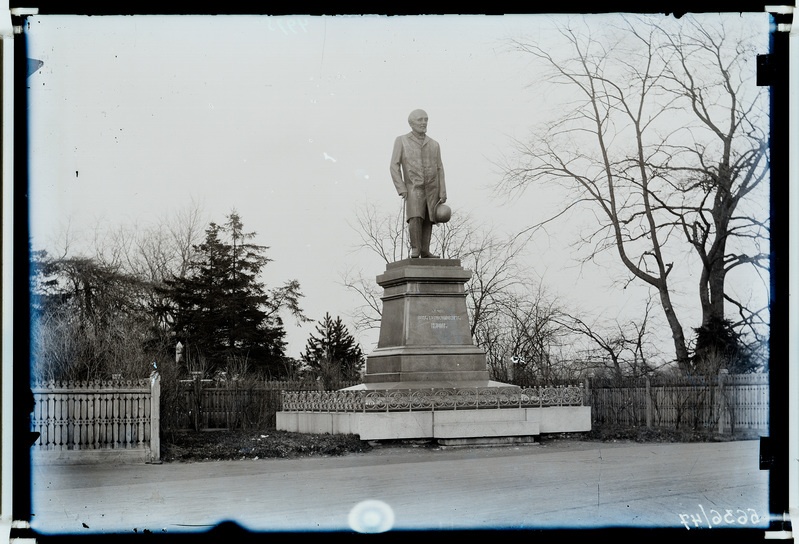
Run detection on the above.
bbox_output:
[390,109,448,259]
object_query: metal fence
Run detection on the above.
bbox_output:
[281,385,585,413]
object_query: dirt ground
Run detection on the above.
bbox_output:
[159,425,760,463]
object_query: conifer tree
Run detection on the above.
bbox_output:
[161,212,305,377]
[300,313,364,386]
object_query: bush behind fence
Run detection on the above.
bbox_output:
[175,379,360,431]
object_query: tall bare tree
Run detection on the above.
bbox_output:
[651,20,769,339]
[499,15,768,373]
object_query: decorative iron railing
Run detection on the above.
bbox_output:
[281,385,585,413]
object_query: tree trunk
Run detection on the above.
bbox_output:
[657,284,691,373]
[700,165,733,326]
[701,256,728,326]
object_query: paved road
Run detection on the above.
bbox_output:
[29,439,769,535]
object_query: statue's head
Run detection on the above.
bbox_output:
[407,109,428,136]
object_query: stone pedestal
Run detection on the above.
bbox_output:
[354,258,502,389]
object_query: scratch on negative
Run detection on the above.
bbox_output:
[597,452,602,507]
[688,456,699,475]
[597,482,601,507]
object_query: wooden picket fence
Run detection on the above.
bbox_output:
[587,372,768,434]
[30,374,161,464]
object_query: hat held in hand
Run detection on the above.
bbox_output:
[435,203,452,223]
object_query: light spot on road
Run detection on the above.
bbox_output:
[348,499,394,533]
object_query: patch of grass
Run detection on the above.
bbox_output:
[161,430,371,462]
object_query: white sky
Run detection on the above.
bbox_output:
[25,13,771,359]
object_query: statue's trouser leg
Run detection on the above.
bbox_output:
[421,220,439,258]
[409,217,422,258]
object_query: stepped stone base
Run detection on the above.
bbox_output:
[362,259,491,386]
[363,346,490,384]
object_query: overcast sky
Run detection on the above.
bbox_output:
[25,13,771,358]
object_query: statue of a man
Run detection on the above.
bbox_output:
[390,109,447,259]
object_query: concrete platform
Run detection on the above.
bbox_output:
[276,406,591,441]
[31,448,157,466]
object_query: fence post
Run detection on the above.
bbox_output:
[645,376,652,429]
[717,369,727,434]
[191,372,202,431]
[149,371,161,463]
[583,379,589,407]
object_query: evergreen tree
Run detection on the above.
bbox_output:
[691,316,759,375]
[301,313,365,386]
[160,212,304,377]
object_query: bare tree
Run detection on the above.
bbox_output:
[499,15,768,372]
[30,253,156,381]
[456,226,526,339]
[30,201,209,380]
[340,267,383,332]
[479,283,572,384]
[557,294,663,380]
[92,198,208,285]
[650,19,770,337]
[340,202,407,332]
[349,201,408,264]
